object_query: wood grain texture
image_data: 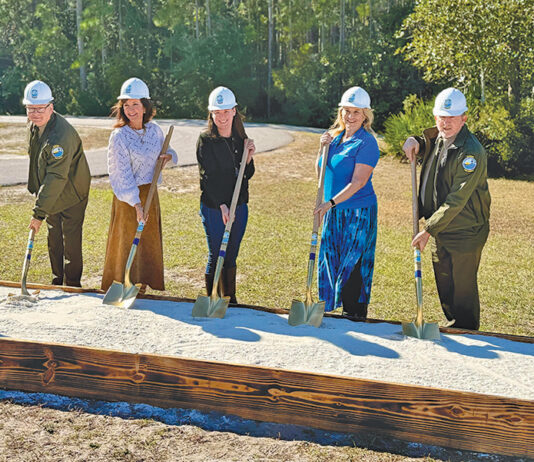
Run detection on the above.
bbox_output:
[2,280,533,344]
[0,337,532,457]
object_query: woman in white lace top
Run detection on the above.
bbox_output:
[101,78,177,294]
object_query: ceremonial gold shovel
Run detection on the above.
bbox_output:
[103,126,174,308]
[402,160,440,340]
[192,139,250,319]
[288,144,328,328]
[6,229,39,302]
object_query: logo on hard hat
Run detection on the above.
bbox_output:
[462,155,477,172]
[216,94,224,104]
[443,98,452,109]
[126,85,132,94]
[31,89,38,99]
[348,93,356,103]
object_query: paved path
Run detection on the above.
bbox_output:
[0,116,313,186]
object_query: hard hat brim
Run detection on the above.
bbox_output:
[338,102,370,109]
[208,103,237,111]
[23,97,54,105]
[433,107,468,117]
[117,95,151,100]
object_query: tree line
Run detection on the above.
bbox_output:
[1,0,533,175]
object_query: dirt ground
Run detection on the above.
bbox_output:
[1,400,526,462]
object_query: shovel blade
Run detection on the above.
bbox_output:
[102,281,141,308]
[21,284,30,296]
[192,294,230,319]
[288,300,307,326]
[6,293,38,303]
[120,285,141,309]
[288,299,325,327]
[192,294,210,317]
[207,296,230,318]
[402,321,441,340]
[306,301,325,328]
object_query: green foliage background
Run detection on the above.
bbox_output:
[0,0,533,175]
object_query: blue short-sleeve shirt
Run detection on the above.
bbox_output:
[319,127,380,209]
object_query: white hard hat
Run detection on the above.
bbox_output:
[338,86,371,109]
[433,88,468,116]
[117,77,150,100]
[23,80,54,105]
[208,86,237,111]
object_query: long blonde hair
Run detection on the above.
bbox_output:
[329,106,375,138]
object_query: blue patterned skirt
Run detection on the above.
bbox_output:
[318,204,377,312]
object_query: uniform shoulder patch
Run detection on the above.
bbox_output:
[51,145,64,159]
[462,155,477,172]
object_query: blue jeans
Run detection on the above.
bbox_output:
[200,202,248,274]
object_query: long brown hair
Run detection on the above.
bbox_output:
[111,98,156,128]
[329,106,375,138]
[206,109,247,139]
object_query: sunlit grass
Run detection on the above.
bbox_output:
[0,123,111,155]
[0,132,532,335]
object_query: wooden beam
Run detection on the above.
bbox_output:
[0,338,532,458]
[2,280,533,344]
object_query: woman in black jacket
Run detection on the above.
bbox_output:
[196,86,255,303]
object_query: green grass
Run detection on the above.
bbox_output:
[1,132,532,336]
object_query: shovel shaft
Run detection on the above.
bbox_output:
[123,222,144,287]
[208,139,250,299]
[305,231,319,292]
[21,229,35,295]
[411,160,419,236]
[414,247,423,327]
[121,126,174,289]
[304,144,329,292]
[21,229,35,277]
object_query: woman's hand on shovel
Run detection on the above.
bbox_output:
[134,203,146,225]
[246,139,256,164]
[159,152,172,168]
[313,201,334,225]
[220,204,231,225]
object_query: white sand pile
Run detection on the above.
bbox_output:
[1,286,533,400]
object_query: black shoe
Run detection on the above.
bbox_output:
[343,302,368,319]
[222,266,238,304]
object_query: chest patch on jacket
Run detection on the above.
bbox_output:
[462,155,477,172]
[51,145,64,159]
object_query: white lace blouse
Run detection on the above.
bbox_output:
[107,121,178,206]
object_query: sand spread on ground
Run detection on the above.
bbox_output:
[1,287,532,400]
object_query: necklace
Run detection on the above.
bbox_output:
[223,137,239,177]
[130,125,146,144]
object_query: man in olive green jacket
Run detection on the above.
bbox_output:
[23,80,91,287]
[403,88,491,330]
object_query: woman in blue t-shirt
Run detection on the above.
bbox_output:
[314,86,380,317]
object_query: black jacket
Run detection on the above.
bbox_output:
[196,131,255,209]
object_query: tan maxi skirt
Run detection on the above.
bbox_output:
[101,184,165,291]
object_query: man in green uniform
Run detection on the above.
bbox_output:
[403,88,491,330]
[23,80,91,287]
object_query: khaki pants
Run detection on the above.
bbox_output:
[47,197,88,287]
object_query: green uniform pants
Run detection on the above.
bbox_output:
[431,239,485,330]
[46,197,88,287]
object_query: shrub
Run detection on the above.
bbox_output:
[382,95,434,158]
[469,99,534,177]
[383,94,534,177]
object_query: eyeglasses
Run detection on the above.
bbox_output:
[26,104,51,114]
